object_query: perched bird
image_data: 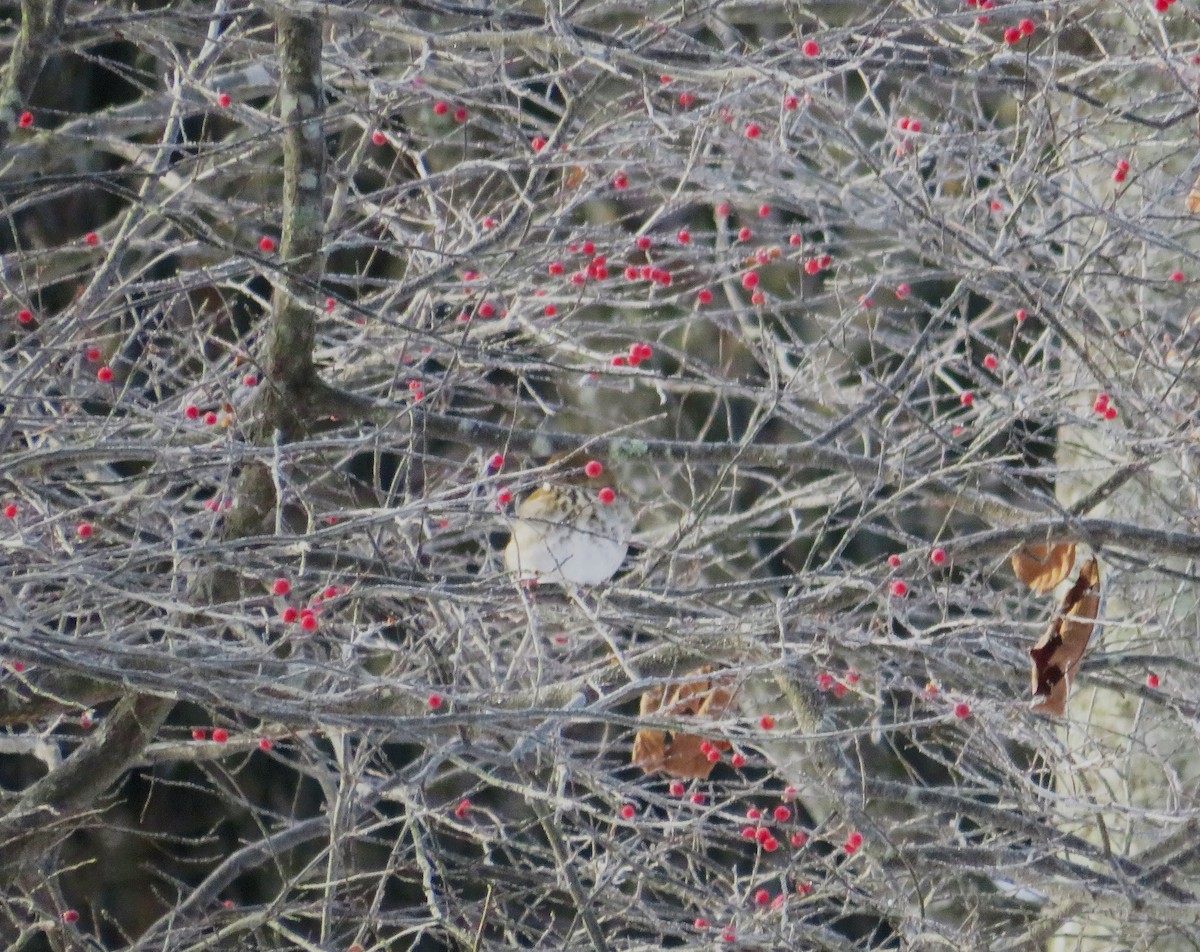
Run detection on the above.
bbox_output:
[504,453,633,586]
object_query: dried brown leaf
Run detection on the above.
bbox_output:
[631,686,667,772]
[564,165,587,190]
[632,667,737,779]
[1012,542,1077,594]
[1188,176,1200,214]
[1029,557,1101,717]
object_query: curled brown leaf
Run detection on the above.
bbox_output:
[1012,541,1077,594]
[1188,175,1200,214]
[1029,557,1101,717]
[631,666,736,779]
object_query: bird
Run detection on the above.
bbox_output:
[504,452,633,586]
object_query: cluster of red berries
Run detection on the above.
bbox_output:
[611,341,653,367]
[1002,18,1036,44]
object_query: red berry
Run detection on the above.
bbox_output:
[783,95,799,110]
[497,488,512,506]
[758,203,770,217]
[1003,26,1021,44]
[281,607,298,623]
[730,752,746,768]
[677,229,690,244]
[1015,308,1027,323]
[203,411,218,426]
[258,236,276,253]
[759,714,775,730]
[930,547,946,565]
[697,288,713,304]
[212,728,229,743]
[846,830,864,850]
[802,39,820,56]
[76,522,93,539]
[299,611,318,632]
[85,347,101,361]
[432,101,449,115]
[887,554,902,568]
[746,807,762,820]
[531,135,546,151]
[1170,270,1185,283]
[478,302,495,319]
[217,93,231,108]
[737,226,751,241]
[954,702,971,719]
[84,232,99,247]
[598,487,616,505]
[716,202,730,217]
[982,353,998,370]
[619,803,636,819]
[816,671,834,691]
[62,909,79,924]
[745,122,761,139]
[548,261,564,275]
[427,693,443,710]
[18,111,33,128]
[371,130,386,146]
[1147,672,1161,689]
[612,171,628,190]
[895,283,911,299]
[742,272,759,290]
[97,366,114,382]
[890,579,908,597]
[272,578,291,596]
[694,917,709,929]
[582,240,595,255]
[16,309,33,325]
[773,805,791,822]
[454,107,468,122]
[678,92,695,107]
[2,504,16,519]
[454,798,472,819]
[636,236,652,251]
[669,780,685,796]
[543,305,557,317]
[960,391,974,407]
[1018,18,1035,36]
[754,888,771,906]
[1103,405,1118,420]
[584,460,603,478]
